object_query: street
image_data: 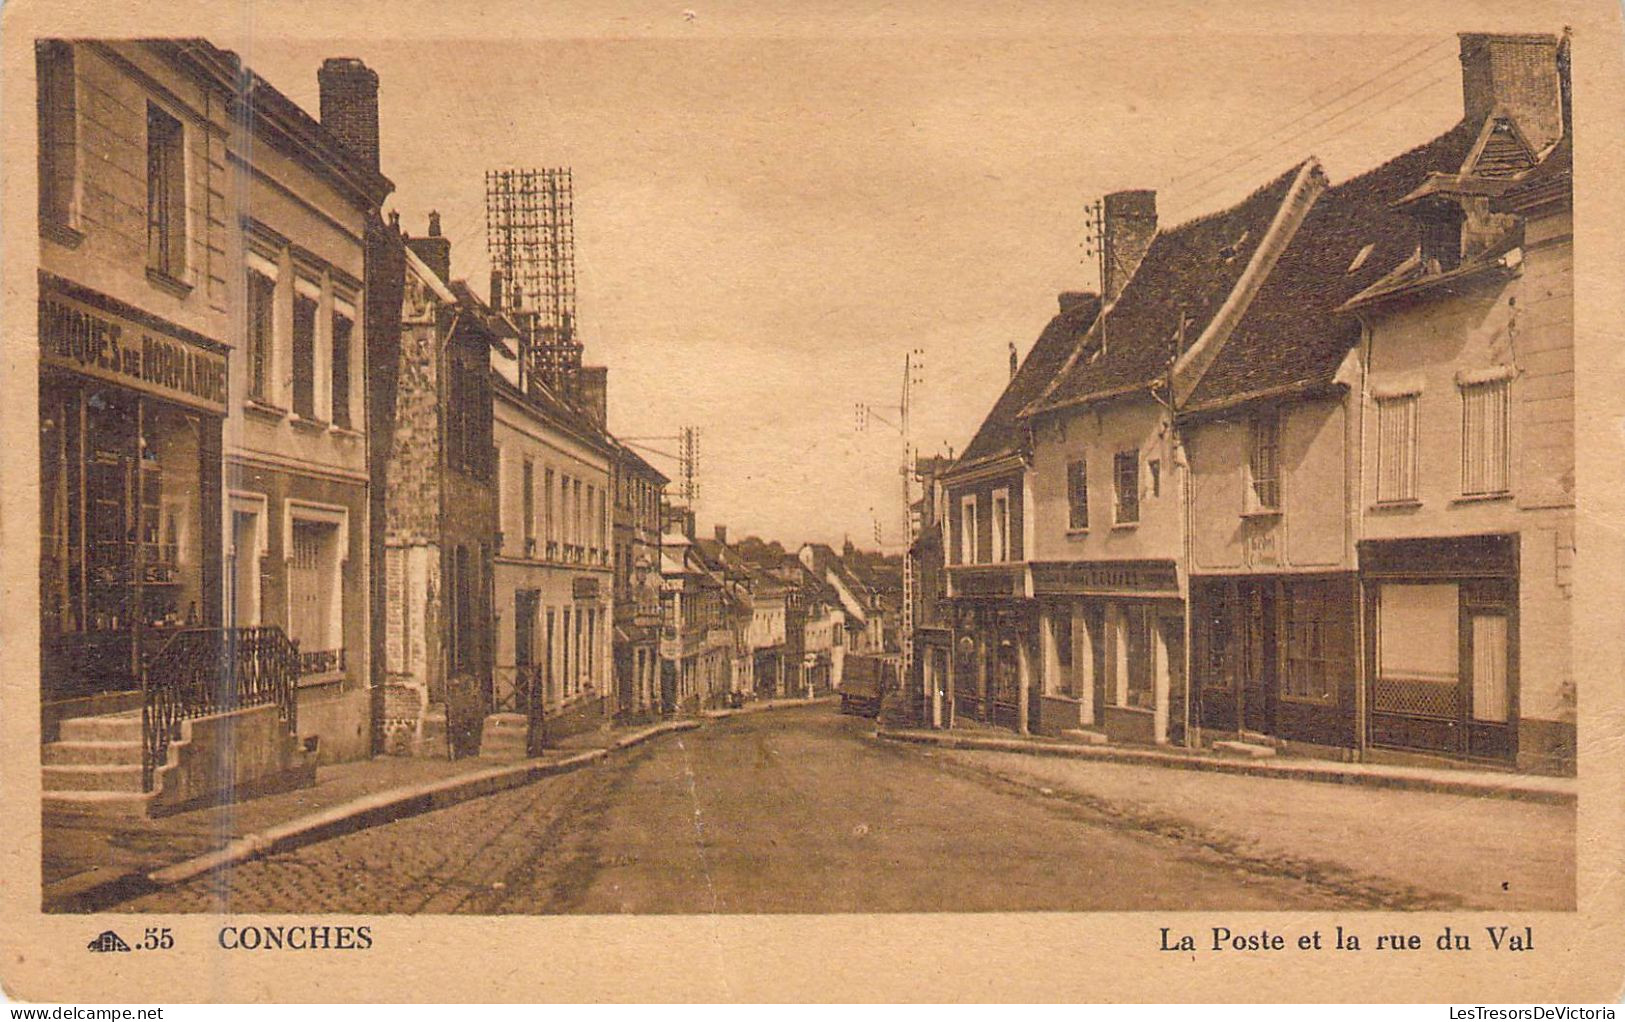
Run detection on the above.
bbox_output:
[120,705,1482,914]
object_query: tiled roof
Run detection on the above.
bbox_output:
[1183,120,1481,411]
[1031,162,1308,414]
[955,295,1101,467]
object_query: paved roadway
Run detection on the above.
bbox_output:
[126,705,1369,913]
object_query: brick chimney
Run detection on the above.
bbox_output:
[317,58,380,172]
[714,525,728,546]
[1460,33,1564,152]
[490,269,505,311]
[404,211,451,285]
[1103,190,1157,304]
[577,365,608,429]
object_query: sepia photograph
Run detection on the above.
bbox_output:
[4,0,1622,1004]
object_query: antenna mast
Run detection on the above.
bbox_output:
[485,167,581,393]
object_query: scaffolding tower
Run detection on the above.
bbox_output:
[485,168,581,390]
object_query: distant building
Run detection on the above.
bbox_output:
[611,443,668,720]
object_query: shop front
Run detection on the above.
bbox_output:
[945,563,1036,733]
[1360,534,1518,765]
[1029,560,1184,745]
[38,276,226,718]
[1190,573,1359,755]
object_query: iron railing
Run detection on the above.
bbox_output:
[141,626,301,791]
[298,647,345,676]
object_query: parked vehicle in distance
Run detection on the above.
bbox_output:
[839,654,892,717]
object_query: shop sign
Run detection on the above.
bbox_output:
[572,577,601,600]
[948,565,1023,598]
[1031,560,1179,595]
[39,289,227,413]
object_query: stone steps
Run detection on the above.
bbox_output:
[42,762,146,792]
[42,740,144,767]
[1213,739,1277,760]
[1060,729,1109,746]
[59,712,143,743]
[479,713,531,760]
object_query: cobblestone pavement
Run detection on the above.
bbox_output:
[129,707,1406,913]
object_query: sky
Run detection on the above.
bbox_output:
[241,26,1478,551]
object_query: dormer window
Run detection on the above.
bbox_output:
[1419,208,1464,273]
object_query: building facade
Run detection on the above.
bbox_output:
[490,339,617,747]
[376,226,504,758]
[611,445,668,720]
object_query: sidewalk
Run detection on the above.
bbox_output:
[875,724,1576,805]
[700,694,838,719]
[901,741,1575,910]
[42,718,697,912]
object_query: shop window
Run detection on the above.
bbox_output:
[1375,394,1418,504]
[1201,596,1233,691]
[331,312,353,428]
[146,103,186,280]
[1249,412,1281,511]
[991,488,1010,563]
[1282,585,1337,703]
[1122,605,1154,709]
[291,291,318,419]
[1050,608,1075,696]
[36,41,76,231]
[1113,452,1140,525]
[1461,378,1510,496]
[1374,583,1458,717]
[246,269,276,403]
[1066,458,1088,530]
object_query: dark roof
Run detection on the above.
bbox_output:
[448,280,519,357]
[955,295,1101,468]
[1184,120,1481,410]
[1032,163,1309,414]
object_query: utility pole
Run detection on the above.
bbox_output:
[1081,196,1108,355]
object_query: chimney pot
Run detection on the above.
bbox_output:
[428,211,442,237]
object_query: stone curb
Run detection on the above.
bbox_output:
[874,728,1576,806]
[44,719,700,912]
[700,695,839,719]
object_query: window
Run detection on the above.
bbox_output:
[36,41,76,230]
[990,489,1010,563]
[522,458,536,555]
[1281,586,1337,702]
[959,495,977,564]
[544,468,556,555]
[289,517,343,675]
[291,291,317,419]
[1420,210,1464,273]
[1461,378,1510,496]
[451,545,474,674]
[146,103,186,279]
[330,312,353,428]
[1375,395,1419,504]
[1249,412,1281,511]
[1373,583,1458,718]
[1066,459,1089,530]
[1471,612,1510,722]
[1113,451,1140,525]
[246,269,275,402]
